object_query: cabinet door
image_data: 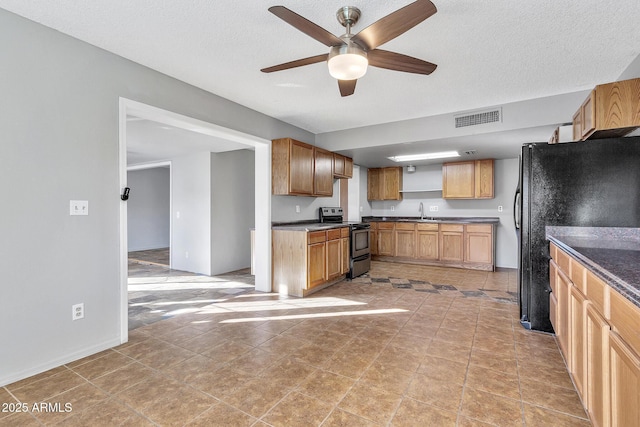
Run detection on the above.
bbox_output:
[556,268,571,361]
[289,140,314,195]
[314,148,334,196]
[442,161,475,199]
[570,286,587,401]
[416,231,439,260]
[474,159,494,199]
[609,331,640,427]
[378,229,395,256]
[307,242,326,288]
[586,304,610,427]
[440,231,463,262]
[326,238,342,280]
[581,90,596,139]
[596,79,640,131]
[395,224,415,258]
[367,168,381,200]
[333,153,345,177]
[341,237,350,275]
[383,167,402,200]
[344,157,353,178]
[464,225,492,264]
[573,109,582,141]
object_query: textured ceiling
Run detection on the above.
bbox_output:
[2,0,639,137]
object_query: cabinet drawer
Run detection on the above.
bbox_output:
[326,229,341,241]
[395,222,415,231]
[440,223,463,232]
[610,288,640,356]
[550,242,557,260]
[340,227,350,238]
[586,271,608,317]
[378,222,395,230]
[417,223,438,231]
[308,231,326,244]
[369,222,378,230]
[465,224,492,233]
[555,247,571,274]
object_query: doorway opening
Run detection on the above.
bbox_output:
[119,98,271,343]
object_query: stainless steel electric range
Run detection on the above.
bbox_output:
[319,207,370,279]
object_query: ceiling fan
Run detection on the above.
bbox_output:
[261,0,438,97]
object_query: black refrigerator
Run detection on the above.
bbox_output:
[515,136,640,332]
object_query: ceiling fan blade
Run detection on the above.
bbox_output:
[268,6,344,47]
[338,79,357,97]
[368,49,437,74]
[261,54,328,73]
[351,0,437,51]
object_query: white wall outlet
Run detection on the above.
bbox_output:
[390,206,395,211]
[69,200,88,216]
[498,205,503,212]
[185,251,189,259]
[176,211,180,219]
[429,206,438,212]
[72,303,84,320]
[295,205,300,213]
[359,206,363,212]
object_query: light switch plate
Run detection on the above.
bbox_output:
[70,200,89,216]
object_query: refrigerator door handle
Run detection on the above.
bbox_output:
[515,192,520,229]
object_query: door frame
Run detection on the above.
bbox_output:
[118,97,272,343]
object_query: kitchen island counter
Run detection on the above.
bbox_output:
[546,226,640,308]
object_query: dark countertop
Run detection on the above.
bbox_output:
[546,226,640,308]
[271,220,351,232]
[362,216,500,224]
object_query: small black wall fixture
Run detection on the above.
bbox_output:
[121,187,130,201]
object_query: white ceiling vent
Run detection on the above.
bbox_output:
[454,108,502,128]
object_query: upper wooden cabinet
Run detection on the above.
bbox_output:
[367,167,403,201]
[573,78,640,141]
[333,153,353,179]
[272,138,315,196]
[442,159,494,199]
[272,138,353,197]
[314,147,334,197]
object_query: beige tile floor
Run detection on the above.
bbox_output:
[1,262,591,426]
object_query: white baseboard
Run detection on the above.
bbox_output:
[0,338,123,388]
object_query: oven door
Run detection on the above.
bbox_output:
[351,228,370,258]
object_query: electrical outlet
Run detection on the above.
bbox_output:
[295,205,300,213]
[360,206,363,212]
[72,303,84,321]
[498,205,503,212]
[429,206,438,212]
[185,251,189,259]
[390,206,395,211]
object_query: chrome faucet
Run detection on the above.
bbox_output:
[419,202,425,220]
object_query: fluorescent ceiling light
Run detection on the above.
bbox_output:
[388,151,460,162]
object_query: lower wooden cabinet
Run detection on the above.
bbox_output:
[416,224,439,260]
[370,221,494,270]
[307,241,326,288]
[464,224,493,264]
[609,331,640,427]
[377,223,395,256]
[586,303,610,427]
[570,285,587,399]
[395,223,416,258]
[273,227,349,297]
[550,242,640,427]
[326,237,342,281]
[439,224,464,262]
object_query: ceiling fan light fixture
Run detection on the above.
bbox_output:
[327,43,368,80]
